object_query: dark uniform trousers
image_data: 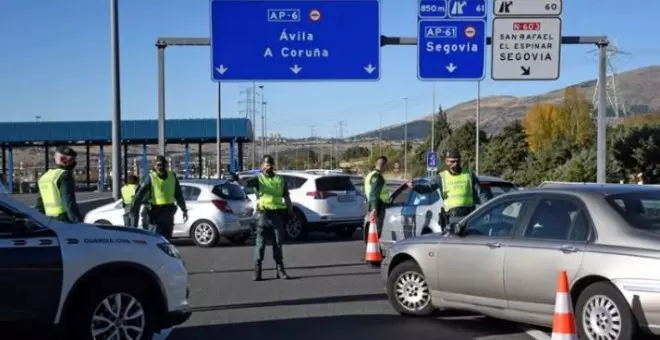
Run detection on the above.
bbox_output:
[123,206,137,227]
[150,204,177,239]
[254,209,286,264]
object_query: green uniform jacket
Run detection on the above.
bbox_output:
[129,172,187,215]
[367,170,387,211]
[35,168,83,222]
[412,169,492,206]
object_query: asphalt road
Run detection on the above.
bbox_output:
[164,234,554,340]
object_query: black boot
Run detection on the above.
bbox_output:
[252,263,262,281]
[276,264,290,280]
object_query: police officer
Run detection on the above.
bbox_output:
[130,156,188,239]
[408,149,492,227]
[35,146,83,223]
[121,174,139,227]
[249,155,293,281]
[364,156,389,240]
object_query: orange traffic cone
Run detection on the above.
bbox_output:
[551,270,578,340]
[364,211,382,266]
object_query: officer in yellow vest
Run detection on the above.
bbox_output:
[35,146,83,223]
[248,155,293,281]
[130,156,188,239]
[364,156,389,240]
[408,149,491,227]
[121,174,139,227]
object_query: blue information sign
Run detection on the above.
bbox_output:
[417,0,487,81]
[210,0,381,82]
[426,151,439,171]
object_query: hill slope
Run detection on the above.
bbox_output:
[351,65,660,140]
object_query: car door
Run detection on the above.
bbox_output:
[504,195,591,322]
[379,184,412,248]
[0,202,63,323]
[435,196,534,309]
[408,188,442,236]
[173,185,201,233]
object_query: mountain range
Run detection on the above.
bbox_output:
[349,65,660,140]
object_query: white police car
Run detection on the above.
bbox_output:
[0,191,191,339]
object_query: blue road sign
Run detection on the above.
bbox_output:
[419,0,448,18]
[447,0,487,18]
[426,151,439,171]
[210,0,380,82]
[417,19,486,81]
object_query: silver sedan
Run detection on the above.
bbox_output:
[382,184,660,340]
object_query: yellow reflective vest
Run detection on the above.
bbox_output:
[38,169,67,217]
[440,169,474,210]
[149,171,176,205]
[257,173,286,210]
[121,184,137,205]
[364,170,388,204]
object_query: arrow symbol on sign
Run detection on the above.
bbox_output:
[446,63,457,73]
[521,66,531,76]
[290,64,302,74]
[215,65,228,75]
[364,64,376,74]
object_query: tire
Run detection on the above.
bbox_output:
[335,226,357,240]
[94,219,111,225]
[575,281,638,340]
[70,278,157,340]
[190,219,220,248]
[363,222,369,244]
[226,233,250,245]
[386,260,435,316]
[284,209,307,241]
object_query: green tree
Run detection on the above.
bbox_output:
[481,121,528,178]
[557,87,595,148]
[609,124,660,182]
[442,120,488,171]
[551,148,597,182]
[342,146,370,160]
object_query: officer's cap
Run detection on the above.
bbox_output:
[445,149,461,159]
[56,146,77,158]
[262,155,275,165]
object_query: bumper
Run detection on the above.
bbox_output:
[155,258,191,315]
[308,218,363,229]
[160,309,192,328]
[612,279,660,334]
[214,216,254,236]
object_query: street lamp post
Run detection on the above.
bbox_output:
[403,96,408,179]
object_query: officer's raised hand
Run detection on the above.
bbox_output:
[183,210,189,222]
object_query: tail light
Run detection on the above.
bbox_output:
[211,200,233,213]
[480,182,492,189]
[306,191,337,199]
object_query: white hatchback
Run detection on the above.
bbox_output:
[84,179,254,247]
[242,171,366,241]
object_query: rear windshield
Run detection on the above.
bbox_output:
[482,181,517,197]
[606,191,660,230]
[212,183,246,200]
[316,176,356,192]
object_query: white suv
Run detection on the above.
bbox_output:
[0,191,190,339]
[243,171,366,241]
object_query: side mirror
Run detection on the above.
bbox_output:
[448,222,464,236]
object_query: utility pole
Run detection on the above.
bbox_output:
[251,82,257,168]
[110,0,122,200]
[258,85,265,158]
[378,112,383,156]
[403,96,408,179]
[475,81,481,175]
[431,84,436,152]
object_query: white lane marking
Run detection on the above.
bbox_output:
[78,196,113,203]
[153,329,173,340]
[520,326,551,340]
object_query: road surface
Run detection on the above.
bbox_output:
[164,234,554,340]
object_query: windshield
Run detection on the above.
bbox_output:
[606,191,660,230]
[481,181,516,197]
[212,183,247,200]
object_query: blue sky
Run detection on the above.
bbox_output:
[1,0,659,138]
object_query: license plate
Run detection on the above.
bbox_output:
[338,195,355,202]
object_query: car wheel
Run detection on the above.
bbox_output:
[284,210,307,241]
[575,281,637,340]
[387,260,435,316]
[94,219,111,225]
[191,219,220,248]
[71,279,156,340]
[226,233,250,245]
[335,226,356,240]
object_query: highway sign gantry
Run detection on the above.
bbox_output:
[417,0,487,81]
[494,0,562,17]
[210,0,380,82]
[491,17,562,80]
[426,151,439,171]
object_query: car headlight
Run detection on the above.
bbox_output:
[157,242,182,259]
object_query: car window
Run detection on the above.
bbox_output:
[485,182,517,197]
[212,183,246,200]
[391,186,411,206]
[523,198,588,241]
[180,185,201,201]
[606,192,660,231]
[316,176,356,192]
[0,207,15,237]
[467,200,526,237]
[408,189,440,206]
[282,175,307,190]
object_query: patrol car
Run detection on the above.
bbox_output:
[0,191,191,339]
